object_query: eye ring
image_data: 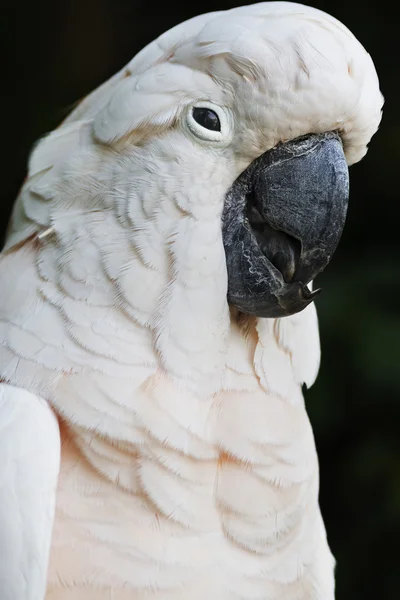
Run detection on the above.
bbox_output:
[185,102,232,144]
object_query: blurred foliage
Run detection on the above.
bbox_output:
[1,1,399,598]
[308,258,400,599]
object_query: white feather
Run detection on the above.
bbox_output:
[0,3,382,598]
[0,384,60,599]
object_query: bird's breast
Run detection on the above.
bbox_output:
[45,370,331,599]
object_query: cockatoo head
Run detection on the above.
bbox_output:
[43,2,383,320]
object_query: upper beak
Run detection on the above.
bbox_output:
[222,132,349,318]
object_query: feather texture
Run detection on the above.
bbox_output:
[0,384,60,600]
[0,2,382,598]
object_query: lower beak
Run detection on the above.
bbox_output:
[222,132,349,318]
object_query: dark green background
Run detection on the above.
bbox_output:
[2,1,399,597]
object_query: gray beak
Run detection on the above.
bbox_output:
[222,132,349,318]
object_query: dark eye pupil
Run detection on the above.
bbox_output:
[192,107,221,131]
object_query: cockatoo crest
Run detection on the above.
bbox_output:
[4,1,382,387]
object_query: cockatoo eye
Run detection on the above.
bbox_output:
[185,102,232,144]
[192,107,221,132]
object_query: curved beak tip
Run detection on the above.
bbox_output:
[303,285,322,300]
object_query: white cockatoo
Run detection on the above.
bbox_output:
[0,2,382,599]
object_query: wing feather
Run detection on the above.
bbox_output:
[0,383,60,600]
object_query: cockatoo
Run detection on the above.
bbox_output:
[0,2,382,599]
